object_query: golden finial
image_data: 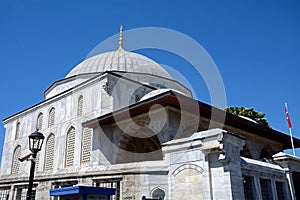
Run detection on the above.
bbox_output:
[118,25,124,52]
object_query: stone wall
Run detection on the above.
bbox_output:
[163,128,245,200]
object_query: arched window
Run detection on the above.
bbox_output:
[11,146,21,174]
[48,107,55,127]
[152,188,165,200]
[15,122,20,140]
[77,95,83,117]
[65,127,75,167]
[81,128,92,164]
[36,113,43,131]
[44,134,55,171]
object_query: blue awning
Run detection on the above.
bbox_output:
[50,186,116,196]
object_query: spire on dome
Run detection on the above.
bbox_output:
[118,25,124,52]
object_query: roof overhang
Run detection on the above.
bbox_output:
[83,90,300,149]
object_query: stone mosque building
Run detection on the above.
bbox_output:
[0,27,300,200]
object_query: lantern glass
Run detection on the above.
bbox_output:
[29,131,44,153]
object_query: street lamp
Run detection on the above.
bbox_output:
[27,131,44,200]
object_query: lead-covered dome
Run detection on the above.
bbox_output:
[66,50,172,79]
[45,26,192,100]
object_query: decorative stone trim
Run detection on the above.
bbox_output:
[172,163,204,176]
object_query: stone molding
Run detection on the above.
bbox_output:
[172,163,204,176]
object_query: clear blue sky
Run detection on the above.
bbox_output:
[0,0,300,159]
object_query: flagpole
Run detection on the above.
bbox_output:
[285,102,296,156]
[289,127,296,156]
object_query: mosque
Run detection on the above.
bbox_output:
[0,27,300,200]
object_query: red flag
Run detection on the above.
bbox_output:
[285,103,292,129]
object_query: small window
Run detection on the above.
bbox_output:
[11,146,21,174]
[260,178,273,200]
[48,107,55,127]
[15,122,20,140]
[36,113,43,131]
[135,94,141,102]
[77,95,83,117]
[152,188,165,200]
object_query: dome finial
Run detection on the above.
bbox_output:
[118,25,124,52]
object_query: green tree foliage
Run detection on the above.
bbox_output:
[224,107,271,128]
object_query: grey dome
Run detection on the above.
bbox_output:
[66,50,172,79]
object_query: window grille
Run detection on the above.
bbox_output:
[243,176,256,200]
[37,113,43,130]
[0,188,9,199]
[77,95,83,117]
[16,188,35,200]
[44,134,55,171]
[15,122,20,140]
[81,128,92,163]
[276,181,287,200]
[20,188,27,200]
[48,108,55,127]
[95,180,120,200]
[65,127,75,167]
[260,178,273,200]
[11,146,21,174]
